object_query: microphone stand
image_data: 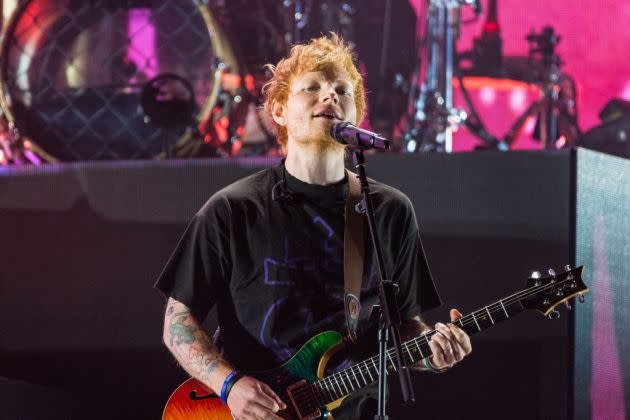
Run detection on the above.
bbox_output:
[352,148,414,420]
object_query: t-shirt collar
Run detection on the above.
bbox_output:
[281,161,348,205]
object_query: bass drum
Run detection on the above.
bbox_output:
[0,0,241,161]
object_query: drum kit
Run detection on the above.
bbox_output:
[0,0,581,164]
[402,0,580,153]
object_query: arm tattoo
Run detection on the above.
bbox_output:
[207,360,219,375]
[164,299,224,382]
[168,311,196,347]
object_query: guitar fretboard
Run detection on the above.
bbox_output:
[304,290,529,407]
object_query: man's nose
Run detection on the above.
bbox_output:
[321,86,339,103]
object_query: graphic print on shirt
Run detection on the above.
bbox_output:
[259,214,345,361]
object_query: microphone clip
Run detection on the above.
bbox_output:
[272,180,298,204]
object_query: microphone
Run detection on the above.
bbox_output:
[330,122,390,150]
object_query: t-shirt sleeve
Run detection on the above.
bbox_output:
[393,195,441,320]
[154,194,232,321]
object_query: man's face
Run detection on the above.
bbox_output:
[273,69,358,152]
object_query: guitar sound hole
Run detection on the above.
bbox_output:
[189,390,218,400]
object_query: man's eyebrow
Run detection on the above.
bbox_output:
[295,77,317,85]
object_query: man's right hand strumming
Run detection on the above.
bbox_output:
[226,375,287,420]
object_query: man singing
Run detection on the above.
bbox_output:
[156,34,471,419]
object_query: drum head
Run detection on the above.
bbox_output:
[0,0,238,161]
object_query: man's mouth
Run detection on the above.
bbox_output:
[313,112,340,120]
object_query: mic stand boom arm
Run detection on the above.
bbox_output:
[352,149,414,420]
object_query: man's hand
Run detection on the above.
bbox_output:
[227,376,287,420]
[428,308,472,370]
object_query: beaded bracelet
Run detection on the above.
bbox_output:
[421,356,447,374]
[220,371,242,404]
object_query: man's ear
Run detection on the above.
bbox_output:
[271,101,286,127]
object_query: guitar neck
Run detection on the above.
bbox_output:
[309,290,529,406]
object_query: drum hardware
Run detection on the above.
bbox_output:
[139,73,197,158]
[154,60,256,159]
[458,26,580,151]
[468,0,502,78]
[140,74,196,128]
[0,0,241,162]
[0,0,416,162]
[449,0,509,151]
[455,68,508,151]
[403,0,580,153]
[502,26,580,149]
[196,73,251,157]
[402,0,481,153]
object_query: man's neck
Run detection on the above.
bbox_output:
[284,144,345,186]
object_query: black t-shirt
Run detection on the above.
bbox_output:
[155,162,440,372]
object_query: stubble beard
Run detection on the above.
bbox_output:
[314,134,346,153]
[292,129,346,154]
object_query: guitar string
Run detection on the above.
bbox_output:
[290,278,583,406]
[299,311,529,406]
[293,279,576,405]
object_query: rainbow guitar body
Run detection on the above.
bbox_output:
[163,331,346,420]
[163,379,230,420]
[163,266,588,420]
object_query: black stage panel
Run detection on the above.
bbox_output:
[0,150,610,419]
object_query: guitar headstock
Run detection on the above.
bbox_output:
[521,265,588,318]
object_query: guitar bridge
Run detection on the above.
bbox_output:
[286,380,322,420]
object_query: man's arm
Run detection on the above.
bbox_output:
[163,297,233,392]
[163,297,286,419]
[400,311,472,372]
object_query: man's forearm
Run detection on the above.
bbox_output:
[163,297,234,393]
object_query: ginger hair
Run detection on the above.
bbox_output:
[262,33,367,152]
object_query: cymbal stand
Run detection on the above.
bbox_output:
[503,26,580,149]
[403,0,479,153]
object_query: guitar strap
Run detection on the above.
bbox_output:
[344,170,364,344]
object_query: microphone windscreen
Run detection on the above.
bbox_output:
[330,121,351,145]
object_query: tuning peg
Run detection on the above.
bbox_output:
[564,264,572,271]
[529,271,542,286]
[548,268,556,276]
[564,301,572,310]
[548,309,561,319]
[578,294,585,303]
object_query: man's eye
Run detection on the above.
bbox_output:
[337,89,351,96]
[304,86,319,92]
